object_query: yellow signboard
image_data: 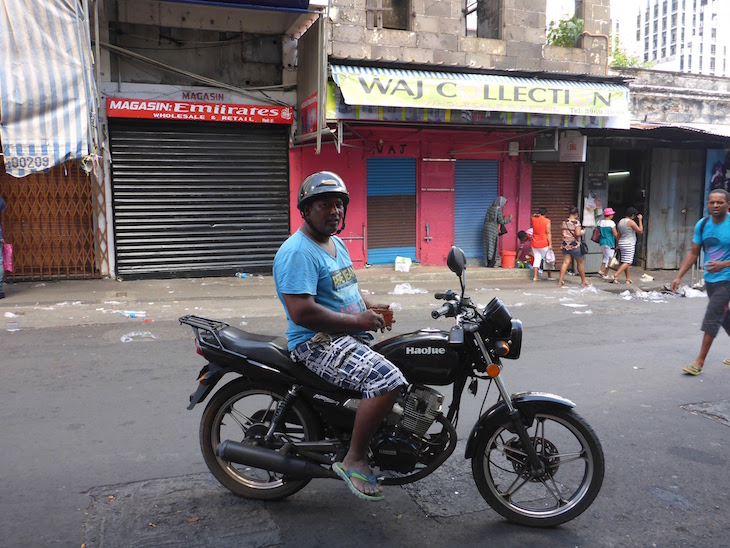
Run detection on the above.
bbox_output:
[332,67,630,118]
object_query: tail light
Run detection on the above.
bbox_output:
[195,339,203,356]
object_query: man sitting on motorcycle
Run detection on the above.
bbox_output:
[273,171,407,502]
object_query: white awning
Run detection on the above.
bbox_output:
[0,0,99,178]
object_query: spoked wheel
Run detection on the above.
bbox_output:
[200,378,321,500]
[472,407,604,527]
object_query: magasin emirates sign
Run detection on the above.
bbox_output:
[332,70,630,117]
[106,98,293,124]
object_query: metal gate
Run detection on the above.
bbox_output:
[0,162,99,280]
[454,160,498,259]
[531,163,578,253]
[109,120,289,278]
[366,158,416,264]
[646,148,704,269]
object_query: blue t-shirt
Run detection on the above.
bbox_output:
[693,215,730,283]
[273,230,367,350]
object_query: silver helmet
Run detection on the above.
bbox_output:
[297,171,350,210]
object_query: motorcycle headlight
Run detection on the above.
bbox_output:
[482,297,513,337]
[502,319,522,360]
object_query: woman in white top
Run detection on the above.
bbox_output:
[611,207,643,284]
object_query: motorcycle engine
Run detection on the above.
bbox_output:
[371,386,444,473]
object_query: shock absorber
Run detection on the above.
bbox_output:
[265,385,300,443]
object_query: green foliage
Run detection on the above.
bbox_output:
[546,17,584,48]
[610,37,653,69]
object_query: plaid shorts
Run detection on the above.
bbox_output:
[291,333,407,398]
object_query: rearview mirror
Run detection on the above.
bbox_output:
[446,246,467,277]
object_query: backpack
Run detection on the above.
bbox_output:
[697,216,711,250]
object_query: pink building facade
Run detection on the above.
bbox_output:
[290,126,534,269]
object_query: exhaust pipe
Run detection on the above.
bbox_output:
[217,440,337,479]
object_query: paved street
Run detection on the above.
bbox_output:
[1,266,729,547]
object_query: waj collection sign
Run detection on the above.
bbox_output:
[331,66,630,118]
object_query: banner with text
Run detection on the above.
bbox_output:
[106,98,293,125]
[331,65,630,119]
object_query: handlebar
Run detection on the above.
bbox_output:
[434,290,455,300]
[432,303,452,319]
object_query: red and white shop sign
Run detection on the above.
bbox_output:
[106,98,293,125]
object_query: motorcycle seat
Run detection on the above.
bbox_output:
[218,327,356,394]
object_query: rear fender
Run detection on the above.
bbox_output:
[187,360,299,410]
[464,392,575,459]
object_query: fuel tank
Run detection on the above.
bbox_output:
[373,329,462,385]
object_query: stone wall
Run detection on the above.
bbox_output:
[612,67,730,125]
[329,0,608,75]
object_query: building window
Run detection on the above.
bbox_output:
[662,31,666,46]
[662,47,666,57]
[710,58,715,72]
[366,0,410,31]
[662,0,667,14]
[671,14,677,27]
[712,28,716,39]
[680,56,684,69]
[645,52,650,61]
[711,44,716,54]
[671,44,676,55]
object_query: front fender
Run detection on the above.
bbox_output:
[464,391,575,459]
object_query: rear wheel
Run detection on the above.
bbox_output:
[471,406,604,527]
[200,378,321,500]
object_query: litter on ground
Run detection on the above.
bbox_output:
[389,283,428,295]
[120,332,158,343]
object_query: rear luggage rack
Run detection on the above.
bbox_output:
[179,315,230,351]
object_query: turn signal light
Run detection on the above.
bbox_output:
[493,341,510,357]
[486,363,501,378]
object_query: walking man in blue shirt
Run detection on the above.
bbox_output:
[671,189,730,375]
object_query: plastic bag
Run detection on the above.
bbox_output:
[609,253,620,270]
[394,256,412,272]
[545,249,556,264]
[2,243,12,272]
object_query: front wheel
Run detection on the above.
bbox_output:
[471,406,604,527]
[200,378,321,500]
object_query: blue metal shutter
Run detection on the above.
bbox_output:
[367,158,416,264]
[454,160,499,258]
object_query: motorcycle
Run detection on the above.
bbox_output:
[179,246,604,527]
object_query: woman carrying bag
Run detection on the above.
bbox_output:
[557,206,591,287]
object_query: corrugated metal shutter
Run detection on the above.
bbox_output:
[367,158,416,264]
[109,119,289,279]
[454,160,498,258]
[531,163,577,252]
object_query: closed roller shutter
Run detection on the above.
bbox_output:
[531,163,577,251]
[109,119,289,279]
[367,158,416,264]
[454,160,499,259]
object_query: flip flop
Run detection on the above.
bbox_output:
[723,358,730,365]
[582,282,592,287]
[333,462,384,502]
[557,281,565,287]
[626,280,634,285]
[682,363,703,376]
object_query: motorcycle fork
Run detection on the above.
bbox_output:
[474,333,545,477]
